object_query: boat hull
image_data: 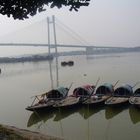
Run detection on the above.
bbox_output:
[26,100,56,112]
[53,96,82,109]
[129,97,140,108]
[26,104,53,112]
[83,95,110,106]
[105,97,130,107]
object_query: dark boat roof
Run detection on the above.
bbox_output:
[95,83,114,95]
[47,87,68,99]
[114,84,133,97]
[73,85,95,97]
[134,88,140,96]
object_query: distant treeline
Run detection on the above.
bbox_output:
[0,54,53,63]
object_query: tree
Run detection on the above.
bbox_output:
[0,0,90,20]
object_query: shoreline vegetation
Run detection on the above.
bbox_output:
[0,46,140,63]
[0,54,54,63]
[0,124,65,140]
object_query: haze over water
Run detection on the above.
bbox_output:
[0,52,140,140]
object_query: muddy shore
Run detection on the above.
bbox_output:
[0,124,65,140]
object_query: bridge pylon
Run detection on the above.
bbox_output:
[47,15,57,56]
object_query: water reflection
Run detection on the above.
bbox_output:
[86,54,121,60]
[129,105,140,124]
[27,104,140,140]
[105,104,130,120]
[54,106,81,121]
[27,105,106,127]
[79,105,105,120]
[49,56,59,89]
[49,60,54,89]
[27,108,56,127]
[27,104,139,127]
[27,107,81,127]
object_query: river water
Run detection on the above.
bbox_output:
[0,52,140,140]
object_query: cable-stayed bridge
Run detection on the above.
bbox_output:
[0,15,133,57]
[0,42,127,54]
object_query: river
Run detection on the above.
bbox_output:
[0,52,140,140]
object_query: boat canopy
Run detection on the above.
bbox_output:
[95,83,114,96]
[114,84,133,97]
[47,87,68,99]
[134,88,140,96]
[73,85,95,97]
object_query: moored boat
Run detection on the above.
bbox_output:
[61,61,67,66]
[26,86,69,111]
[61,61,74,66]
[83,83,114,106]
[105,84,133,106]
[129,88,140,107]
[53,85,95,109]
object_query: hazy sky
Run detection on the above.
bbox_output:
[0,0,140,48]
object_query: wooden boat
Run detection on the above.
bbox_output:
[67,61,74,66]
[105,84,133,106]
[129,88,140,107]
[83,83,114,106]
[61,61,67,66]
[61,61,74,66]
[26,86,69,111]
[53,85,95,109]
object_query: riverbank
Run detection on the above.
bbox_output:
[0,124,65,140]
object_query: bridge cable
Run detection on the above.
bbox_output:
[55,17,91,46]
